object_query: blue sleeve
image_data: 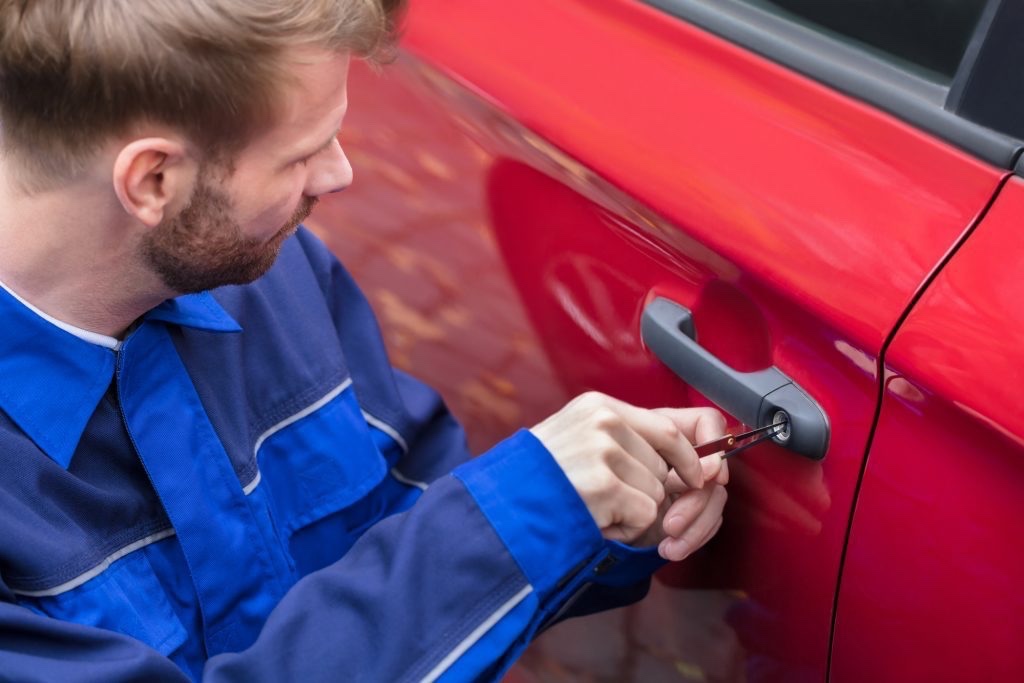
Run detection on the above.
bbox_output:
[0,432,663,682]
[202,430,634,682]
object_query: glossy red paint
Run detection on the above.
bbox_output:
[831,177,1024,681]
[308,1,1008,679]
[401,0,1000,353]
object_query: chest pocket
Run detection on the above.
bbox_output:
[20,541,188,658]
[254,384,389,551]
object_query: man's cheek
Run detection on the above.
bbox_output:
[244,196,297,239]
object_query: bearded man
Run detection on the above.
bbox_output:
[0,1,728,680]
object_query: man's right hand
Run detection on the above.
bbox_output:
[529,392,729,561]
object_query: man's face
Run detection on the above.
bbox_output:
[143,50,353,294]
[141,164,317,293]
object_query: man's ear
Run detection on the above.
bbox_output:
[112,138,198,228]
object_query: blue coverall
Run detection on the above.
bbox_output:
[0,228,663,681]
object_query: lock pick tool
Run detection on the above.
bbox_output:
[694,421,788,459]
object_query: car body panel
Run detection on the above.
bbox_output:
[306,1,1008,679]
[400,0,1000,354]
[832,176,1024,682]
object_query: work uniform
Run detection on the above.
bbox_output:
[0,228,663,682]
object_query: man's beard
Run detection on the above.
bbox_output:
[142,173,317,294]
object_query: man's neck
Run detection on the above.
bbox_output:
[0,165,172,338]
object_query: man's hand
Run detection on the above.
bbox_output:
[529,392,729,562]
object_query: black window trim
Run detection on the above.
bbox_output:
[948,0,1024,156]
[645,0,1023,169]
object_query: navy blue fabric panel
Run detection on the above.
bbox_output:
[589,541,667,588]
[438,590,540,683]
[390,369,474,483]
[202,472,527,682]
[290,229,473,480]
[533,543,662,637]
[185,234,352,485]
[0,384,168,594]
[548,576,652,624]
[0,595,190,683]
[292,230,414,438]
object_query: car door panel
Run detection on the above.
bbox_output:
[400,0,1002,352]
[308,0,1007,679]
[831,176,1024,682]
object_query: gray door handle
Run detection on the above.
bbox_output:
[641,297,829,460]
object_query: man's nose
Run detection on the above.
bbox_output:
[305,138,353,196]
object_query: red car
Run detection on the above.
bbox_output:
[309,1,1024,681]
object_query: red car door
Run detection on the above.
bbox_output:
[831,176,1024,682]
[309,0,1019,680]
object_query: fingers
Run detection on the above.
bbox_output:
[531,392,731,548]
[600,398,707,489]
[601,486,661,543]
[608,415,670,485]
[716,457,730,485]
[665,452,729,494]
[531,395,669,542]
[693,408,729,445]
[608,427,669,505]
[654,406,727,446]
[700,452,725,485]
[658,484,728,561]
[654,406,727,486]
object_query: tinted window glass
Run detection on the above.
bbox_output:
[733,0,989,83]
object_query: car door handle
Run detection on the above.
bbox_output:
[641,297,829,460]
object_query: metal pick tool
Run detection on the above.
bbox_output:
[694,420,788,459]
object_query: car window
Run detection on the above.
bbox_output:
[731,0,989,85]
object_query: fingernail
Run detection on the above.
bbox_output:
[663,540,688,561]
[665,515,683,536]
[658,538,671,558]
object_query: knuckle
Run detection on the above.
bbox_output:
[576,391,607,409]
[593,469,621,497]
[657,415,681,442]
[698,406,726,425]
[594,432,621,459]
[565,393,590,414]
[591,406,622,432]
[653,483,667,505]
[655,458,669,482]
[639,497,659,529]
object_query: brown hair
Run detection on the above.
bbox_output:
[0,0,405,191]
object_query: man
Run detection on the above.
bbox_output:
[0,1,728,680]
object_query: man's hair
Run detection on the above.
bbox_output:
[0,0,405,191]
